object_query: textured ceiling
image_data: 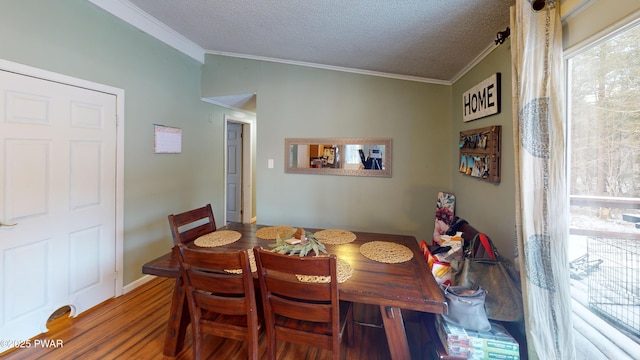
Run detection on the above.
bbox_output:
[126,0,515,83]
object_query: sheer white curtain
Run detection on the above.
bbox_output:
[510,1,575,358]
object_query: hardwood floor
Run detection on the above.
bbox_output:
[1,277,427,360]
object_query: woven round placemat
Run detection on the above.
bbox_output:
[225,249,257,274]
[296,258,353,284]
[359,241,413,263]
[255,226,295,240]
[314,229,357,245]
[194,230,242,247]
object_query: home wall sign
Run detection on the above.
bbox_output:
[462,73,501,122]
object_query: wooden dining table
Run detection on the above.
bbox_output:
[142,222,447,360]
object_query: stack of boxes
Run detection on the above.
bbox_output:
[435,315,520,360]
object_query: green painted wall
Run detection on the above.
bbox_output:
[202,56,453,240]
[0,0,235,286]
[451,41,516,259]
[5,0,629,287]
[563,0,640,50]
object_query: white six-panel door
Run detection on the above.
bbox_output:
[0,69,117,351]
[226,122,243,223]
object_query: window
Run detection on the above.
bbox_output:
[567,19,640,358]
[344,144,363,164]
[344,144,363,169]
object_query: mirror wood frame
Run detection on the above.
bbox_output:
[284,138,392,177]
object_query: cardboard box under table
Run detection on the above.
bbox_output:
[435,315,520,360]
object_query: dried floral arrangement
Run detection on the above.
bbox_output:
[268,227,327,256]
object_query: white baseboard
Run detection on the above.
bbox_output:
[122,274,155,294]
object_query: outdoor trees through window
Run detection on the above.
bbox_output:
[569,23,640,200]
[567,18,640,358]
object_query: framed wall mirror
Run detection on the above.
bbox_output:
[285,138,392,177]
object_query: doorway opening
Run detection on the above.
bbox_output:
[224,114,255,224]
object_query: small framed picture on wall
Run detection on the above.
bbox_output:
[154,124,182,154]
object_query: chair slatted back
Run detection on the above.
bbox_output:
[168,204,217,245]
[253,246,352,360]
[175,245,260,359]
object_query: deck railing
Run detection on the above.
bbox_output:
[569,195,640,339]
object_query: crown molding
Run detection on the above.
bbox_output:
[206,50,452,85]
[449,42,500,85]
[87,0,205,63]
[87,0,503,85]
[561,0,596,22]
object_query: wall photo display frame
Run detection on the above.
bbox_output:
[459,125,501,183]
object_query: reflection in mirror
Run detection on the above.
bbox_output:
[285,138,392,177]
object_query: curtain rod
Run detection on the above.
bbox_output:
[495,27,510,45]
[532,0,547,11]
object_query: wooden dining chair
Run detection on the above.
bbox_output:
[174,245,261,360]
[253,246,354,360]
[168,204,217,245]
